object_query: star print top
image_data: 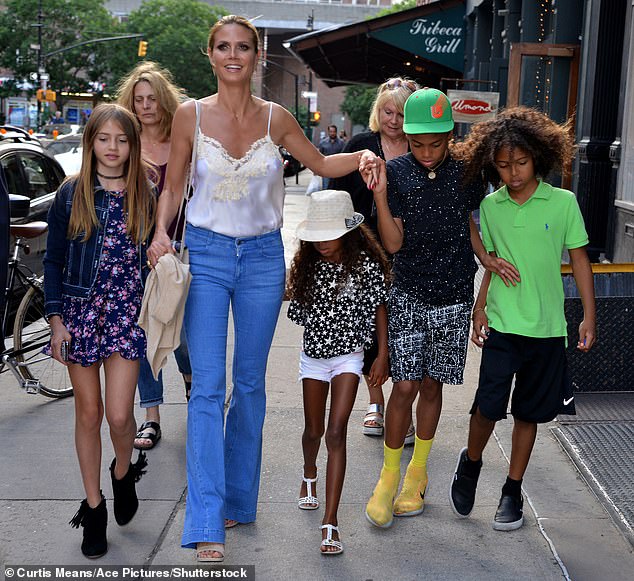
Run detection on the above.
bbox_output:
[387,154,484,306]
[287,253,388,359]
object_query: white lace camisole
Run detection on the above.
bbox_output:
[186,102,285,238]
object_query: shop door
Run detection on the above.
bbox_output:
[507,43,580,188]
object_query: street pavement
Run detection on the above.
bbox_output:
[1,169,633,580]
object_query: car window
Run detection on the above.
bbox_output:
[46,141,78,155]
[0,153,24,195]
[19,153,52,200]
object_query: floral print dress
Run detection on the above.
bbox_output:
[60,190,146,366]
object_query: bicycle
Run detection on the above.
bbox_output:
[1,220,73,398]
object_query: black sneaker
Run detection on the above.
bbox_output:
[449,447,482,517]
[493,493,524,531]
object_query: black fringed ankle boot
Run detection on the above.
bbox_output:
[110,451,148,526]
[69,492,108,558]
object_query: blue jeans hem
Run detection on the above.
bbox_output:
[181,528,225,548]
[225,506,256,522]
[139,398,163,409]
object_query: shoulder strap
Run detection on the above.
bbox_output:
[267,102,273,136]
[175,100,200,257]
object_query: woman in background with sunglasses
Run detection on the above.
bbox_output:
[333,77,418,443]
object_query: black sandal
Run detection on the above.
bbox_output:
[133,421,161,450]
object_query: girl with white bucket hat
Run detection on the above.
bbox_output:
[287,190,392,555]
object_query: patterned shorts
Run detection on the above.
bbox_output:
[388,287,471,385]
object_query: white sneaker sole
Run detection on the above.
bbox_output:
[365,510,393,529]
[493,516,524,531]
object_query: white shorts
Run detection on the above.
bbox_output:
[299,350,364,383]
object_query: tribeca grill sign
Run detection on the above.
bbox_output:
[370,4,465,71]
[409,18,462,56]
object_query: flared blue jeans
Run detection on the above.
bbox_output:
[181,225,285,548]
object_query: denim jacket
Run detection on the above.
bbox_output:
[43,178,151,319]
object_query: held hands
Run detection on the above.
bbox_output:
[147,230,174,268]
[577,319,596,352]
[470,309,490,348]
[481,254,521,287]
[360,156,387,195]
[367,352,389,389]
[358,152,382,192]
[49,317,72,366]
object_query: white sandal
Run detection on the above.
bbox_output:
[298,475,319,510]
[363,403,384,436]
[320,524,343,555]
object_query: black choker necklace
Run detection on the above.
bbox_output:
[97,171,125,180]
[426,151,448,180]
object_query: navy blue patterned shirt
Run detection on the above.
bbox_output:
[386,154,483,306]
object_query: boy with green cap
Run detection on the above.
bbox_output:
[361,88,519,528]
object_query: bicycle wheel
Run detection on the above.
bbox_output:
[12,285,73,398]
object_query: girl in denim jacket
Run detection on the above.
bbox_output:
[43,104,155,559]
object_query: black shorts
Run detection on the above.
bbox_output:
[470,329,575,423]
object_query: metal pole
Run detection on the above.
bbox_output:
[307,71,313,142]
[36,0,43,128]
[295,74,299,184]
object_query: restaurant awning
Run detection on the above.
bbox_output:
[284,0,466,87]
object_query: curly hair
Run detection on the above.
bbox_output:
[452,106,576,186]
[287,224,392,305]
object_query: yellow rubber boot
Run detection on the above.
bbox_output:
[365,468,401,528]
[393,464,428,517]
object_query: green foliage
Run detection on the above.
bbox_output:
[0,0,228,102]
[0,0,117,98]
[119,0,227,99]
[340,85,378,128]
[374,0,417,19]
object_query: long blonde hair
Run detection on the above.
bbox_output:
[68,103,155,244]
[368,77,419,133]
[115,61,186,142]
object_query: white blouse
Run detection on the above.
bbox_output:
[186,102,285,238]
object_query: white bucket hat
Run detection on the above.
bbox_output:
[296,190,364,242]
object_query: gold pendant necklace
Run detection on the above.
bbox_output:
[427,151,448,180]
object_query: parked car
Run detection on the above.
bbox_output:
[0,125,65,280]
[35,123,83,146]
[45,134,82,175]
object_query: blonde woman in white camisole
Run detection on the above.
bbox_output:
[147,15,379,563]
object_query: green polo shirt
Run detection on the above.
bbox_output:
[480,181,589,338]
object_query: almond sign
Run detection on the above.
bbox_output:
[447,90,500,123]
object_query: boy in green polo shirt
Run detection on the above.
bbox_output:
[449,107,596,531]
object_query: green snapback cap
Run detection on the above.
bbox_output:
[403,88,454,134]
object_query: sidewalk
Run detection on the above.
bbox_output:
[1,171,633,579]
